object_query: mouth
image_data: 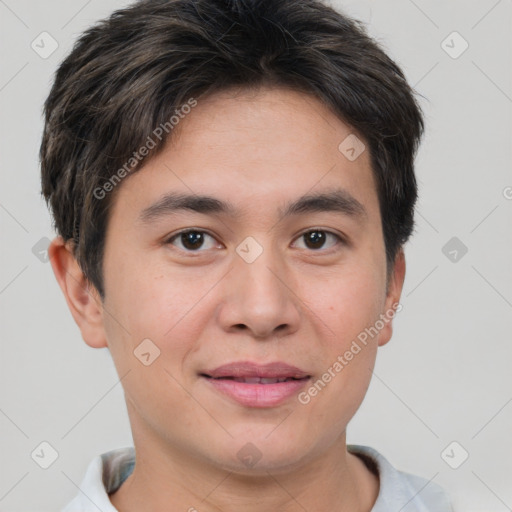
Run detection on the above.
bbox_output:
[204,376,305,384]
[200,361,311,408]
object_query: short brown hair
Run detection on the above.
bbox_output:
[41,0,424,299]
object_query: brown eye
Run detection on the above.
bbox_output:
[167,230,218,252]
[304,230,326,249]
[180,231,204,250]
[294,229,342,251]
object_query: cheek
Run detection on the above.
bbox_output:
[102,255,218,363]
[306,265,385,344]
[100,261,211,416]
[296,266,383,408]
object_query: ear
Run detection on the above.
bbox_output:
[48,236,108,349]
[377,248,406,347]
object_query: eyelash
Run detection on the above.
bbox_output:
[164,228,345,254]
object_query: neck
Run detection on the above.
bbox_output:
[110,410,378,512]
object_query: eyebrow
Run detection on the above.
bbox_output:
[138,188,367,224]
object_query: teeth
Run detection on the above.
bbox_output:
[261,377,288,384]
[231,377,291,384]
[238,377,261,384]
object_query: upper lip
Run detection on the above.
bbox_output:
[202,361,310,379]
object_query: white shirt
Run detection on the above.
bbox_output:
[62,444,453,511]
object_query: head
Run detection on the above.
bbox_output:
[42,0,423,473]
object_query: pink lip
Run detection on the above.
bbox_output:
[200,361,311,408]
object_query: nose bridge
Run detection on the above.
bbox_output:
[240,247,284,300]
[219,238,301,338]
[236,238,287,307]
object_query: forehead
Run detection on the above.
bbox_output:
[109,86,380,224]
[170,85,357,157]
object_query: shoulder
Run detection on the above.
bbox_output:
[347,444,453,512]
[61,446,135,512]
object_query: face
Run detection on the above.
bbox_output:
[55,86,404,474]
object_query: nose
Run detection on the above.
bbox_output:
[216,244,302,339]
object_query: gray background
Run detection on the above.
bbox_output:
[0,0,511,511]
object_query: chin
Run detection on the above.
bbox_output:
[221,449,311,477]
[205,423,319,475]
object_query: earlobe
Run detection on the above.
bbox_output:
[378,249,406,347]
[48,236,108,349]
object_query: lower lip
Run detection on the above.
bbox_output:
[203,377,310,408]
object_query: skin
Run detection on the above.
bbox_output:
[50,86,406,512]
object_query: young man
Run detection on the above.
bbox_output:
[41,0,453,510]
